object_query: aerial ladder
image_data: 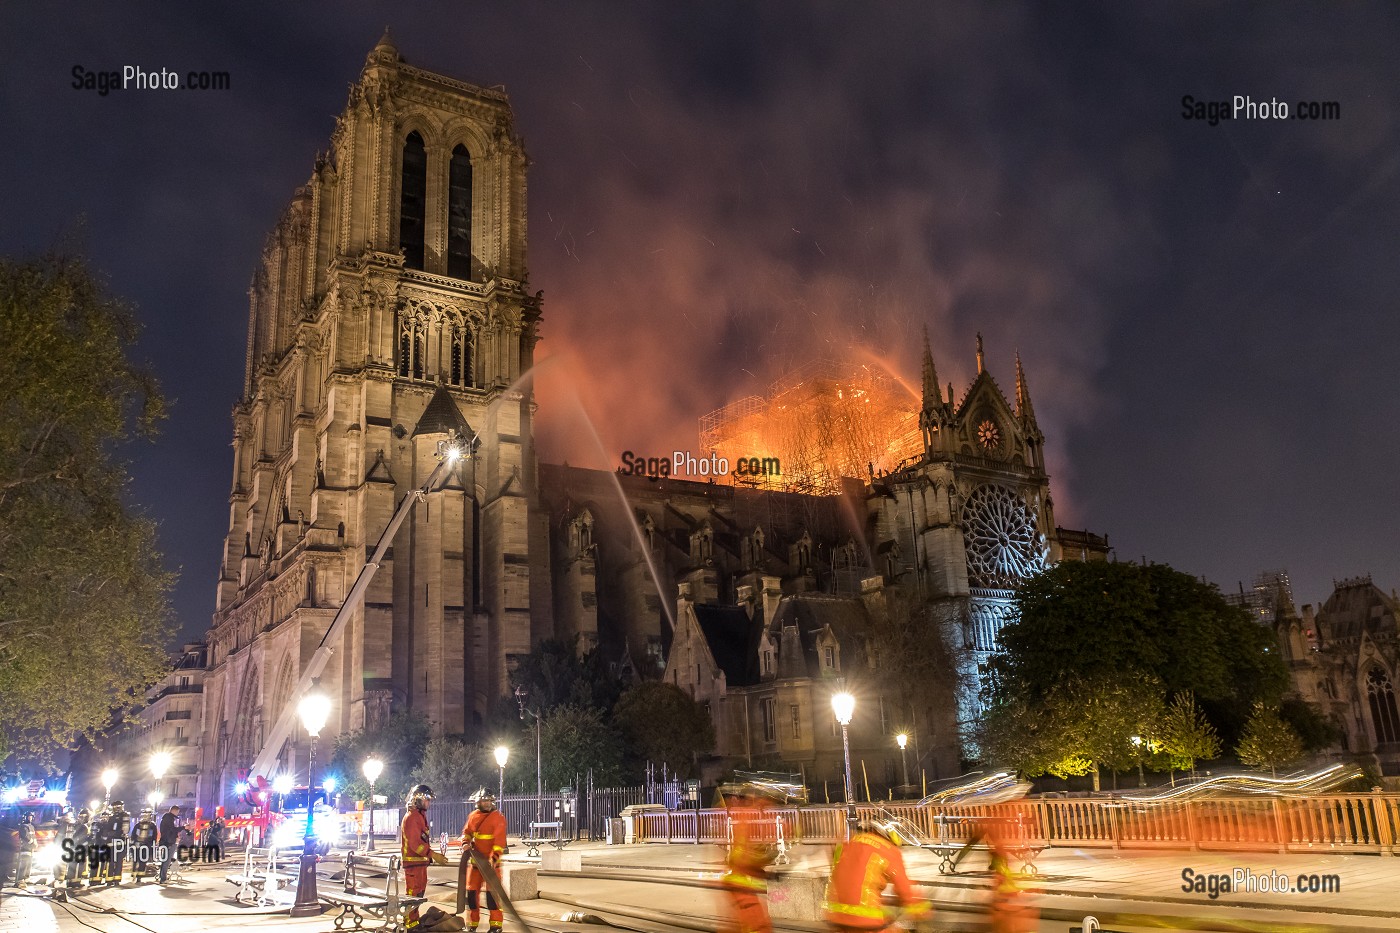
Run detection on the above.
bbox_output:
[247,430,475,781]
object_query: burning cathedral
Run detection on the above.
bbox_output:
[195,38,1106,809]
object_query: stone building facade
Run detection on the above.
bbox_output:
[196,40,1105,809]
[132,643,207,807]
[198,35,541,808]
[1275,575,1400,776]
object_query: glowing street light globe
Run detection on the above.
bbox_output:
[273,774,294,796]
[147,790,162,808]
[101,768,119,792]
[831,692,855,726]
[150,751,173,780]
[363,757,384,784]
[896,733,908,750]
[494,746,509,769]
[297,690,333,737]
[322,776,337,794]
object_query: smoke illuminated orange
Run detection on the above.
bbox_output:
[699,359,923,495]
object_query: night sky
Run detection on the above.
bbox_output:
[4,3,1399,645]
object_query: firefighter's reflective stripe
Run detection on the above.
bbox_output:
[820,900,887,921]
[473,833,495,840]
[722,870,768,892]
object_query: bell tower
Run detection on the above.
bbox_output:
[202,34,543,810]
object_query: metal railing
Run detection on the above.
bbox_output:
[626,794,1400,855]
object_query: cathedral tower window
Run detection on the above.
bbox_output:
[1367,667,1400,745]
[399,132,427,270]
[449,325,472,387]
[447,144,473,280]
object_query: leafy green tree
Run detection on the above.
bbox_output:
[328,711,432,804]
[410,735,484,802]
[1059,674,1166,791]
[1236,702,1305,777]
[540,705,624,788]
[989,561,1288,747]
[869,593,968,769]
[1159,692,1221,780]
[1279,696,1340,753]
[0,254,173,765]
[614,682,715,779]
[509,637,626,714]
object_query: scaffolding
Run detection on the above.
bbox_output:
[699,358,923,495]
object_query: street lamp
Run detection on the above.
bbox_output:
[832,692,857,839]
[896,733,910,792]
[515,686,543,826]
[494,746,509,803]
[291,688,332,917]
[362,758,383,852]
[273,773,294,811]
[150,751,172,804]
[101,768,119,805]
[147,790,162,809]
[1132,735,1147,788]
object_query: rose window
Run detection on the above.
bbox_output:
[961,484,1045,588]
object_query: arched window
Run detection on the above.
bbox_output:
[399,331,411,377]
[399,132,427,270]
[449,325,472,387]
[1367,668,1400,745]
[447,144,473,279]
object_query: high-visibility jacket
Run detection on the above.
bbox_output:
[723,801,777,893]
[822,831,930,930]
[401,808,433,867]
[462,808,507,859]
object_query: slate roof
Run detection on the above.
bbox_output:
[694,604,763,688]
[769,594,876,677]
[413,385,473,437]
[1318,578,1399,643]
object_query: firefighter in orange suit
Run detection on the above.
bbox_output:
[720,783,783,933]
[822,820,931,933]
[459,790,508,932]
[401,784,448,930]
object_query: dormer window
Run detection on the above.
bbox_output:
[763,650,774,676]
[823,645,836,670]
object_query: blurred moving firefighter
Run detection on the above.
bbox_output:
[719,782,786,933]
[959,815,1037,933]
[822,820,931,933]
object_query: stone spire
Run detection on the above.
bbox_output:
[975,332,985,374]
[920,327,942,413]
[1015,351,1037,423]
[366,27,402,66]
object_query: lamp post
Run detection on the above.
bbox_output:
[896,733,910,793]
[362,758,383,852]
[101,768,119,806]
[494,746,509,804]
[1132,736,1147,788]
[832,692,857,839]
[516,686,543,826]
[147,790,162,809]
[290,689,332,917]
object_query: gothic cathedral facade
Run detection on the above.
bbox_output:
[199,36,543,806]
[197,40,1105,808]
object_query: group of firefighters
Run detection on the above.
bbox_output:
[0,801,223,895]
[721,781,1035,933]
[395,780,1032,933]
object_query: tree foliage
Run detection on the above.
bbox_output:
[1236,702,1304,776]
[509,637,626,714]
[328,711,432,804]
[540,705,624,788]
[0,254,173,765]
[1279,696,1340,753]
[410,735,484,801]
[989,561,1289,747]
[1158,692,1222,776]
[869,592,967,757]
[614,681,715,779]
